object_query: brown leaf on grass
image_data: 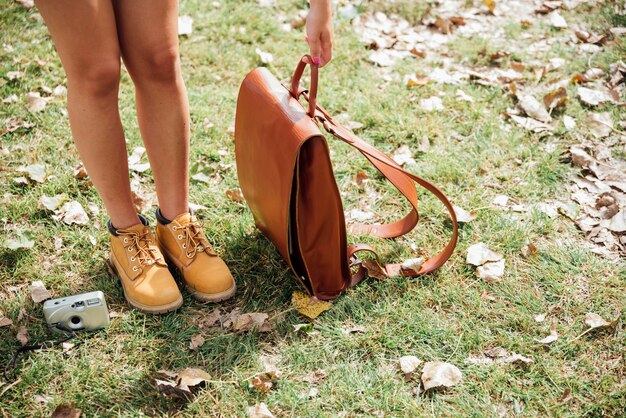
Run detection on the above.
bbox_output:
[543,87,567,110]
[177,368,212,387]
[518,95,552,123]
[453,205,477,223]
[155,379,193,399]
[588,112,613,138]
[576,87,618,106]
[584,312,619,331]
[507,114,554,133]
[421,362,462,391]
[51,404,82,418]
[234,313,271,332]
[404,73,429,87]
[225,188,245,203]
[15,0,34,9]
[17,326,28,346]
[292,290,332,319]
[155,367,211,400]
[355,171,369,187]
[178,15,193,36]
[535,325,558,344]
[26,92,47,112]
[189,334,205,351]
[362,258,387,280]
[17,163,46,183]
[549,11,568,29]
[575,30,606,45]
[250,371,280,393]
[30,280,51,303]
[248,403,276,418]
[401,257,425,275]
[0,314,13,327]
[521,242,538,257]
[482,0,496,13]
[399,356,422,374]
[476,259,505,282]
[51,201,89,225]
[510,61,525,72]
[466,243,503,266]
[392,145,416,166]
[464,348,533,368]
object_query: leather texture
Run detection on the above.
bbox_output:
[156,211,236,301]
[109,221,183,312]
[235,54,459,300]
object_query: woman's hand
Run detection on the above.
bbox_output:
[305,0,333,67]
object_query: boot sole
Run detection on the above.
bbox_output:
[160,248,237,303]
[105,258,183,315]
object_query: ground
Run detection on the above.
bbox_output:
[1,0,625,417]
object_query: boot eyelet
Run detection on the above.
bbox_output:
[172,226,178,230]
[132,266,138,271]
[182,244,186,248]
[130,257,136,261]
[177,235,183,240]
[123,238,128,243]
[128,247,133,252]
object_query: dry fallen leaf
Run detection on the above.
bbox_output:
[26,92,47,112]
[518,95,552,123]
[535,325,558,344]
[17,326,28,346]
[543,87,567,110]
[399,356,422,374]
[362,258,387,280]
[420,96,444,112]
[51,201,89,225]
[51,404,82,418]
[31,280,52,303]
[18,163,46,183]
[401,257,425,275]
[453,205,477,223]
[292,290,332,319]
[39,194,67,212]
[421,361,462,391]
[226,188,245,203]
[584,312,619,331]
[6,230,35,250]
[234,313,271,332]
[587,112,613,138]
[177,368,212,387]
[466,243,503,266]
[0,314,13,327]
[476,259,505,282]
[392,145,416,166]
[404,73,429,87]
[577,87,618,106]
[549,11,568,29]
[189,334,205,350]
[250,371,280,393]
[248,403,276,418]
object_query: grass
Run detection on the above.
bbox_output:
[1,0,625,416]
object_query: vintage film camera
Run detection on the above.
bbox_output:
[43,291,110,333]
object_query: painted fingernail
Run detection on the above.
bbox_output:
[312,56,320,65]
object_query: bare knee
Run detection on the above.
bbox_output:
[125,47,181,85]
[67,59,121,98]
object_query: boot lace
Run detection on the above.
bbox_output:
[116,228,163,269]
[172,218,217,259]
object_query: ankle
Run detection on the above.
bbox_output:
[108,214,148,236]
[156,206,193,225]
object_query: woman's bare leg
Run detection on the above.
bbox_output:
[34,0,139,229]
[112,0,189,221]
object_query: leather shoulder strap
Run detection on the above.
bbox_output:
[308,98,459,277]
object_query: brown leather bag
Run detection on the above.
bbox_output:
[235,55,458,301]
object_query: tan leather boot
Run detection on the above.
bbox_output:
[155,208,236,302]
[106,214,183,314]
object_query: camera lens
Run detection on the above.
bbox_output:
[70,316,81,325]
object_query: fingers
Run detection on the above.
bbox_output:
[320,31,332,67]
[307,34,322,66]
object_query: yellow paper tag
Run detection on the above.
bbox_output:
[292,291,332,319]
